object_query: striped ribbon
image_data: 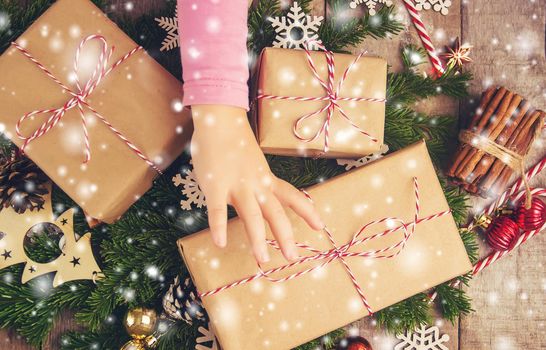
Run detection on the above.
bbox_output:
[257,41,386,154]
[11,35,162,174]
[402,0,445,76]
[199,177,452,315]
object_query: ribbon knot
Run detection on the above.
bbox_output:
[199,177,452,316]
[257,41,386,153]
[11,35,162,173]
[332,247,345,259]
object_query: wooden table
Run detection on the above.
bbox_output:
[2,0,545,349]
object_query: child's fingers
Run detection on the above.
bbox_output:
[273,179,325,230]
[232,189,270,263]
[257,191,298,262]
[205,192,228,247]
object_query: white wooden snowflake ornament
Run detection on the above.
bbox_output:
[155,9,179,51]
[195,323,219,350]
[414,0,452,15]
[337,144,389,170]
[349,0,393,15]
[395,325,450,350]
[268,2,323,50]
[172,165,206,211]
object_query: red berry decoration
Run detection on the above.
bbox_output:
[336,336,373,350]
[486,216,521,251]
[515,197,546,231]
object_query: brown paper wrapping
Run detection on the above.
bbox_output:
[254,47,387,158]
[0,0,191,223]
[178,141,472,350]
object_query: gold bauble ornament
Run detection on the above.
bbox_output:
[120,339,146,350]
[124,308,158,340]
[120,335,159,350]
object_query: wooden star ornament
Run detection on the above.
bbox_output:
[0,183,102,287]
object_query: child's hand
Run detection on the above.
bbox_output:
[190,105,324,263]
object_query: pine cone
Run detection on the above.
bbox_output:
[162,276,207,325]
[0,150,48,213]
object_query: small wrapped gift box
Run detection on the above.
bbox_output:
[178,141,472,350]
[0,0,191,223]
[253,47,387,158]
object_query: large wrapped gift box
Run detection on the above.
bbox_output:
[178,141,472,350]
[0,0,191,223]
[254,47,387,158]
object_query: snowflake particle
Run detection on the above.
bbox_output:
[172,166,205,211]
[337,144,389,171]
[0,12,10,32]
[268,2,323,50]
[395,325,450,350]
[414,0,453,16]
[349,0,393,15]
[195,323,219,350]
[155,9,179,52]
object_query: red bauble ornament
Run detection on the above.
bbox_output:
[486,216,521,251]
[515,198,546,231]
[336,336,373,350]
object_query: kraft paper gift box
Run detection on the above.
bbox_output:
[178,141,472,350]
[254,47,387,158]
[0,0,191,223]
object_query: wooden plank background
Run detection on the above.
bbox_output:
[1,0,545,349]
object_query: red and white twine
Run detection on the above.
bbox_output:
[199,177,452,315]
[11,35,162,173]
[257,41,386,153]
[402,0,445,76]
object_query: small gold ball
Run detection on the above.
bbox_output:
[124,308,158,340]
[475,214,493,229]
[120,339,146,350]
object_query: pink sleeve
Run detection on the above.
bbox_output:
[178,0,249,110]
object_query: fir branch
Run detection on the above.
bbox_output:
[23,229,63,264]
[435,283,474,323]
[374,293,432,335]
[460,230,479,265]
[320,1,403,52]
[155,321,199,350]
[387,65,471,107]
[0,266,93,347]
[401,44,428,70]
[440,179,470,226]
[247,0,281,54]
[60,326,128,350]
[75,209,200,330]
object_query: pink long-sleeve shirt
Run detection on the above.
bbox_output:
[178,0,249,110]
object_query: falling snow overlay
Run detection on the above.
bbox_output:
[268,2,323,50]
[195,323,219,350]
[414,0,452,16]
[337,144,389,170]
[155,9,179,52]
[395,325,450,350]
[172,165,206,211]
[349,0,393,15]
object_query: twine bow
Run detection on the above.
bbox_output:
[11,35,162,173]
[257,41,386,153]
[199,177,452,315]
[458,129,537,208]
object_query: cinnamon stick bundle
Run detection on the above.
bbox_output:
[447,86,545,197]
